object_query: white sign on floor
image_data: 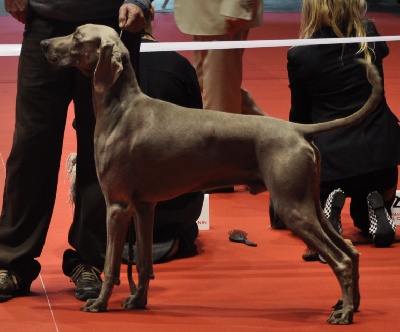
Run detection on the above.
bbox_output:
[196,194,210,230]
[391,190,400,226]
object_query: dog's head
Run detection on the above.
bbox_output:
[41,24,127,93]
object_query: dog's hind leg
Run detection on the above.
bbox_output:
[287,204,356,324]
[316,205,360,313]
[310,142,360,313]
[267,156,356,323]
[81,202,132,312]
[122,201,155,309]
[311,142,360,314]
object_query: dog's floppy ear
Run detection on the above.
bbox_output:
[93,40,123,93]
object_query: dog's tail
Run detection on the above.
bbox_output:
[298,59,382,140]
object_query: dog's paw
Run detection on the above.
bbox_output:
[326,309,353,325]
[80,298,108,313]
[122,294,147,309]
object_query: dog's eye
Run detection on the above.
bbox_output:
[74,32,83,40]
[70,41,82,55]
[72,32,84,45]
[71,34,83,50]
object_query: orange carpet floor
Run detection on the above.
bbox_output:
[1,11,400,331]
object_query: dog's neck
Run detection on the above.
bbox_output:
[92,53,143,121]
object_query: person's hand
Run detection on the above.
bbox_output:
[225,17,251,36]
[5,0,29,24]
[119,3,147,33]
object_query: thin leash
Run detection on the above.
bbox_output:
[119,28,138,295]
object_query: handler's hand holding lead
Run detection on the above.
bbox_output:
[119,3,146,33]
[225,17,251,36]
[5,0,29,23]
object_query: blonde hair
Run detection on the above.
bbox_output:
[299,0,371,61]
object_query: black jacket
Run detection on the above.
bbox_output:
[139,40,203,109]
[287,20,400,182]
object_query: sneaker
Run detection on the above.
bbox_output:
[0,269,30,302]
[367,191,396,247]
[69,264,102,301]
[323,188,345,234]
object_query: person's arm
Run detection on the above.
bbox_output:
[220,0,255,35]
[366,20,389,58]
[4,0,29,24]
[287,50,313,124]
[119,0,153,32]
[220,0,254,21]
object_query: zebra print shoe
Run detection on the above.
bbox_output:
[368,191,396,247]
[323,188,346,234]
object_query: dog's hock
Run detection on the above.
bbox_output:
[93,41,123,93]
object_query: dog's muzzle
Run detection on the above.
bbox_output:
[40,39,65,64]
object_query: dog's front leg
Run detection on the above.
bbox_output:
[122,201,155,309]
[81,203,131,312]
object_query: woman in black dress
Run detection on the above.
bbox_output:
[287,0,400,256]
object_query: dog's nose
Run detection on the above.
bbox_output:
[40,39,49,52]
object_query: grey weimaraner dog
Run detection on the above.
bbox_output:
[41,24,382,325]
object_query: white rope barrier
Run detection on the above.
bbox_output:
[1,35,400,56]
[0,44,21,56]
[140,35,400,52]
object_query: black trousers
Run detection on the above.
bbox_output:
[0,11,140,282]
